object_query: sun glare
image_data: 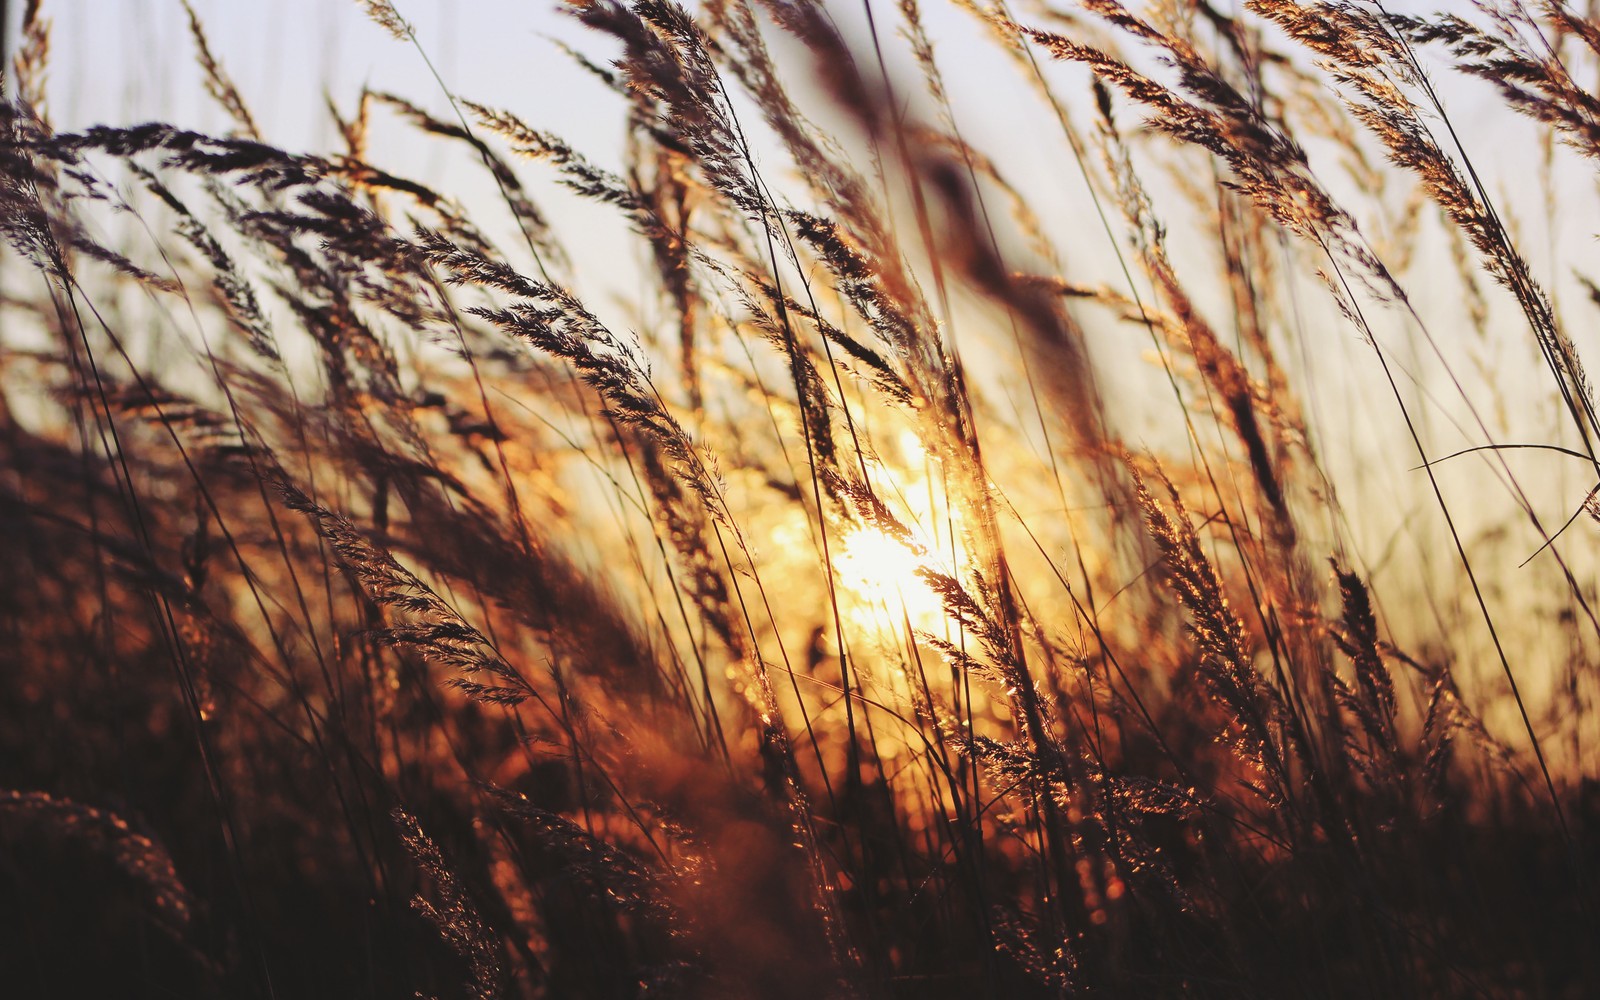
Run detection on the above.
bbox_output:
[833,524,945,631]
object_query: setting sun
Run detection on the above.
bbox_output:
[833,524,945,630]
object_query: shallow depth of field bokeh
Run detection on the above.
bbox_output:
[2,0,1598,996]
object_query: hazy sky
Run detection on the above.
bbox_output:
[14,1,1600,520]
[19,0,1599,446]
[22,2,611,157]
[8,0,1600,683]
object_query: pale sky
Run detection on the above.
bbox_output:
[10,0,1600,671]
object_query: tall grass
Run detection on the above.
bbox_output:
[1,0,1597,995]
